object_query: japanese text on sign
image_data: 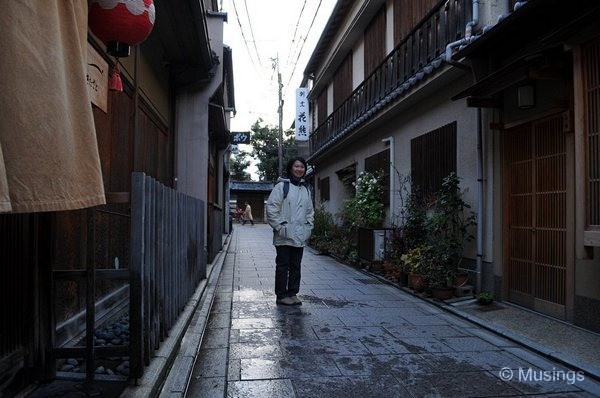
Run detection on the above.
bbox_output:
[295,88,309,141]
[231,131,251,144]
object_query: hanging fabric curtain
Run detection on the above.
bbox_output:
[0,0,105,213]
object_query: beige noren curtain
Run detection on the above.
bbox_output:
[0,0,105,213]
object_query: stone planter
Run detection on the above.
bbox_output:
[431,286,454,300]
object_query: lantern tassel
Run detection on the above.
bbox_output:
[109,62,123,92]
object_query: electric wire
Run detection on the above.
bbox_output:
[284,0,309,69]
[243,0,263,68]
[284,0,324,93]
[230,0,260,71]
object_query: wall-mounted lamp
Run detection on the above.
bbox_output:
[517,82,535,109]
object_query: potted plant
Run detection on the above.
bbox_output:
[309,205,335,254]
[453,272,469,287]
[422,173,476,296]
[400,245,428,292]
[477,291,495,305]
[423,247,455,300]
[394,184,430,290]
[387,227,408,285]
[344,170,385,228]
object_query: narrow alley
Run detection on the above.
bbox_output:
[163,224,600,397]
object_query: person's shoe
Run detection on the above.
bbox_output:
[290,295,302,305]
[276,297,296,306]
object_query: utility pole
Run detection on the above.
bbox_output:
[276,56,284,177]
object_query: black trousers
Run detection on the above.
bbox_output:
[275,245,304,299]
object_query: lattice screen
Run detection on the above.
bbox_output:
[583,37,600,227]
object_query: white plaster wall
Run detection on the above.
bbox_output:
[175,93,209,201]
[327,84,333,116]
[478,0,511,30]
[313,74,487,261]
[385,0,394,53]
[481,108,500,268]
[174,14,226,249]
[353,41,364,90]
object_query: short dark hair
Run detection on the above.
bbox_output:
[286,156,307,177]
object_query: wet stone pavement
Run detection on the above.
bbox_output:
[186,224,600,398]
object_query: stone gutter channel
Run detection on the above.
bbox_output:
[122,233,232,397]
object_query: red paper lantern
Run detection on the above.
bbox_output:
[89,0,155,57]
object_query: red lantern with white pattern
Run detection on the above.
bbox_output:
[89,0,156,58]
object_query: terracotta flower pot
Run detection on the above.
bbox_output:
[409,273,425,292]
[453,272,469,287]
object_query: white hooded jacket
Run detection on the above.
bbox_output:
[266,177,314,247]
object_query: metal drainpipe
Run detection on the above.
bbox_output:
[445,0,480,61]
[382,137,395,225]
[476,108,484,294]
[465,0,480,37]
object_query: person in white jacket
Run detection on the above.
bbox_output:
[266,157,314,306]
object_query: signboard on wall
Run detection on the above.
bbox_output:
[231,131,251,144]
[86,44,108,113]
[295,88,309,141]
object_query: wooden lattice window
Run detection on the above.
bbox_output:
[364,5,386,77]
[393,0,438,45]
[583,38,600,228]
[317,88,328,127]
[333,52,353,110]
[365,149,390,205]
[319,177,330,202]
[410,121,457,200]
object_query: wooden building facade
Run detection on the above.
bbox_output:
[0,0,235,394]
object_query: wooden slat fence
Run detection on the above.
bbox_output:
[0,214,34,391]
[207,203,224,263]
[129,172,206,379]
[310,0,471,156]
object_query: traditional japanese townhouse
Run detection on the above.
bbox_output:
[452,0,600,332]
[304,0,483,292]
[0,0,235,393]
[303,0,600,333]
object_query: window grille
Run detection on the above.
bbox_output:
[410,121,457,200]
[365,5,386,76]
[317,88,328,127]
[333,52,353,110]
[393,0,439,45]
[319,177,330,201]
[583,37,600,227]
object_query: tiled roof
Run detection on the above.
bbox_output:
[230,181,274,192]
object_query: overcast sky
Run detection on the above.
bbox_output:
[221,0,337,133]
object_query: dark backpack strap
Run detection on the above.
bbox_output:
[283,181,289,199]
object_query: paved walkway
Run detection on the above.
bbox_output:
[169,223,600,398]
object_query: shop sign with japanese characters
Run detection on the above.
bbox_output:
[295,88,309,141]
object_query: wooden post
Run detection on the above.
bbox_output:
[85,208,96,382]
[129,172,145,380]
